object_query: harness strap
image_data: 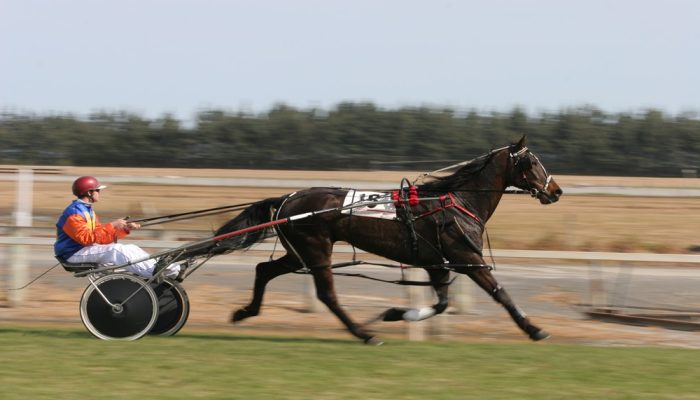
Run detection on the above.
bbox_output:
[416,193,481,224]
[329,272,458,287]
[292,260,492,287]
[392,179,420,258]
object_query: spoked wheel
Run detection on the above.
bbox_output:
[149,279,190,336]
[80,273,158,340]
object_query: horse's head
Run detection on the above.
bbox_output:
[507,136,563,204]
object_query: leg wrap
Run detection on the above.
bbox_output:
[382,306,442,322]
[491,285,508,303]
[403,307,437,321]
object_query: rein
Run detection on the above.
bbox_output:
[292,260,492,287]
[129,201,257,226]
[127,164,531,229]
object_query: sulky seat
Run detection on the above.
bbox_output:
[55,256,102,273]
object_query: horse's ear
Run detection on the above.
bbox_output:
[514,134,527,149]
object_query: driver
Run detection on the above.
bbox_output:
[54,176,181,279]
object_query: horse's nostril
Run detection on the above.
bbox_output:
[555,188,563,196]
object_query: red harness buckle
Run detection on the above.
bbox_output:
[391,190,403,208]
[392,185,420,207]
[408,186,419,206]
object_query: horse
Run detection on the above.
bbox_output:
[195,136,562,344]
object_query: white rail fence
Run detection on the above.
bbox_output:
[3,235,699,303]
[4,234,700,263]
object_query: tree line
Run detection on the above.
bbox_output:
[1,103,698,177]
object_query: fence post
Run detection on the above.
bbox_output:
[588,260,607,307]
[0,246,6,305]
[406,268,427,341]
[304,274,323,313]
[452,274,474,314]
[9,169,33,306]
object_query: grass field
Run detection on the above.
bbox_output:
[1,326,699,400]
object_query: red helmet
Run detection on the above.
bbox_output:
[72,176,107,197]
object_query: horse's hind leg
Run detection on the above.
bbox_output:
[378,268,450,322]
[232,254,301,323]
[463,265,549,341]
[310,266,382,345]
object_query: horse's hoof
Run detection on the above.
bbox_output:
[530,329,551,341]
[382,307,408,322]
[364,336,384,346]
[231,308,252,323]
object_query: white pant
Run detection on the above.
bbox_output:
[67,243,180,279]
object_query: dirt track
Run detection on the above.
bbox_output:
[4,249,700,348]
[4,277,700,348]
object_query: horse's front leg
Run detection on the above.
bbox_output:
[232,254,301,323]
[380,268,450,322]
[427,268,450,313]
[310,266,382,345]
[456,261,550,341]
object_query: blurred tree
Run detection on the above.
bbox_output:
[1,104,699,176]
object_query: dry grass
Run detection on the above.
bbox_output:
[2,166,699,253]
[487,195,700,253]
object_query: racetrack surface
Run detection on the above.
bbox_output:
[4,249,700,348]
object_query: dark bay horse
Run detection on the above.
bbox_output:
[202,136,562,344]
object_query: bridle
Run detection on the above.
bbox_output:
[509,146,554,199]
[412,144,556,199]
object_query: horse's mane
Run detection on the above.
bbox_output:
[417,149,499,193]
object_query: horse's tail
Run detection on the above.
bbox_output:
[211,196,286,253]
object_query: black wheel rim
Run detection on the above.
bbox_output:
[149,280,189,336]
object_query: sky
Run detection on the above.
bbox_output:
[2,0,699,124]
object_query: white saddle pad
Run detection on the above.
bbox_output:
[341,190,397,220]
